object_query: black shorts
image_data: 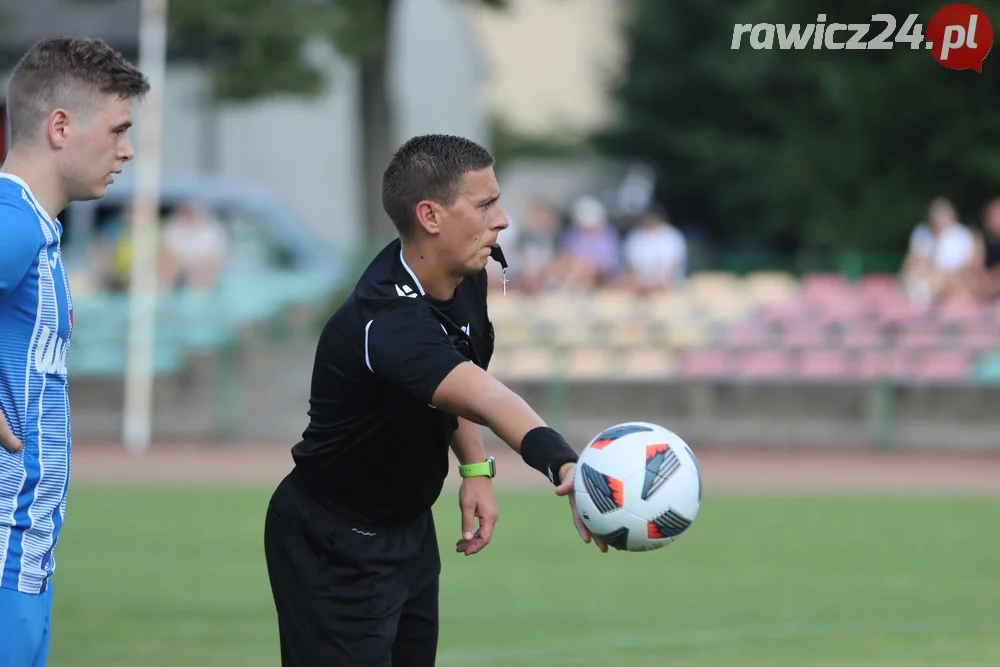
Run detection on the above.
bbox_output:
[263,473,441,667]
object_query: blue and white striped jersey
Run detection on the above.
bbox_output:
[0,173,73,594]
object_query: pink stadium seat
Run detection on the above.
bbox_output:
[874,298,925,327]
[913,350,972,382]
[677,349,731,379]
[895,326,945,350]
[816,296,870,324]
[796,349,854,380]
[933,299,987,326]
[758,298,815,325]
[859,274,902,296]
[856,349,915,381]
[956,329,1000,353]
[840,325,885,350]
[780,323,830,349]
[722,321,772,348]
[735,349,793,380]
[800,273,853,297]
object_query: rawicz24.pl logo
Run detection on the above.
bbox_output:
[731,3,994,72]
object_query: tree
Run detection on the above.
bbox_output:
[75,0,511,242]
[596,0,1000,258]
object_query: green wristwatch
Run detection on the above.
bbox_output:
[459,456,496,478]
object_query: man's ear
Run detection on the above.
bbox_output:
[47,109,71,149]
[414,199,442,236]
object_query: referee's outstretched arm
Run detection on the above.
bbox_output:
[432,360,610,553]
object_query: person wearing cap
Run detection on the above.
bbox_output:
[549,195,623,290]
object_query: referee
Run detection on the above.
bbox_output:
[263,134,607,667]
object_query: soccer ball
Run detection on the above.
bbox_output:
[573,421,702,552]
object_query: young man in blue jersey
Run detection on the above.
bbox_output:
[0,38,148,666]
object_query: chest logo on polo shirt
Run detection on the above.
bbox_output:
[395,284,418,298]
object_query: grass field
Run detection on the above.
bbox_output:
[48,484,1000,667]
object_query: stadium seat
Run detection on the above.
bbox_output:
[839,325,885,350]
[956,328,1000,354]
[735,349,794,380]
[799,273,854,298]
[677,349,731,379]
[621,348,675,380]
[796,349,854,381]
[913,349,972,382]
[780,322,832,349]
[743,271,798,303]
[590,289,638,325]
[721,321,772,348]
[491,321,533,349]
[564,348,612,380]
[856,349,915,381]
[973,352,1000,382]
[858,274,902,296]
[605,322,652,350]
[492,346,554,381]
[663,324,710,351]
[551,321,598,348]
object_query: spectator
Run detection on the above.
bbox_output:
[964,197,1000,301]
[622,203,687,295]
[160,200,227,291]
[504,198,559,294]
[88,201,164,292]
[900,197,976,307]
[548,195,622,291]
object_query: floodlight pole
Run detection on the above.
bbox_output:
[122,0,168,454]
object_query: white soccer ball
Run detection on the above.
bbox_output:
[573,421,702,552]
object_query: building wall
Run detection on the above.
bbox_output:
[468,0,627,136]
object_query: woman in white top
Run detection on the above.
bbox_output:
[900,197,977,307]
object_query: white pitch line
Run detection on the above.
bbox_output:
[436,617,1000,664]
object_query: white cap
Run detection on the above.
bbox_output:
[571,196,607,229]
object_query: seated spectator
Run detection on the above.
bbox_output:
[900,197,976,307]
[548,195,622,291]
[964,197,1000,301]
[485,197,559,294]
[88,201,165,292]
[510,198,559,294]
[622,203,687,294]
[160,200,228,292]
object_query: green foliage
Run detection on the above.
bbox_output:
[489,112,596,166]
[597,0,1000,253]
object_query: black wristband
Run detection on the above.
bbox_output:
[520,426,578,485]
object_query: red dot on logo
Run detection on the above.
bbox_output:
[926,3,993,72]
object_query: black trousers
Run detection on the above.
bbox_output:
[264,473,441,667]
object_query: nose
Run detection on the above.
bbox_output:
[120,135,135,162]
[494,207,511,232]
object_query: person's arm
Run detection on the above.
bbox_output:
[450,417,498,556]
[0,201,40,298]
[432,362,606,551]
[431,361,581,485]
[450,417,488,464]
[0,201,38,454]
[365,302,605,550]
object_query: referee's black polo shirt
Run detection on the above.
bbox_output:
[290,238,496,524]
